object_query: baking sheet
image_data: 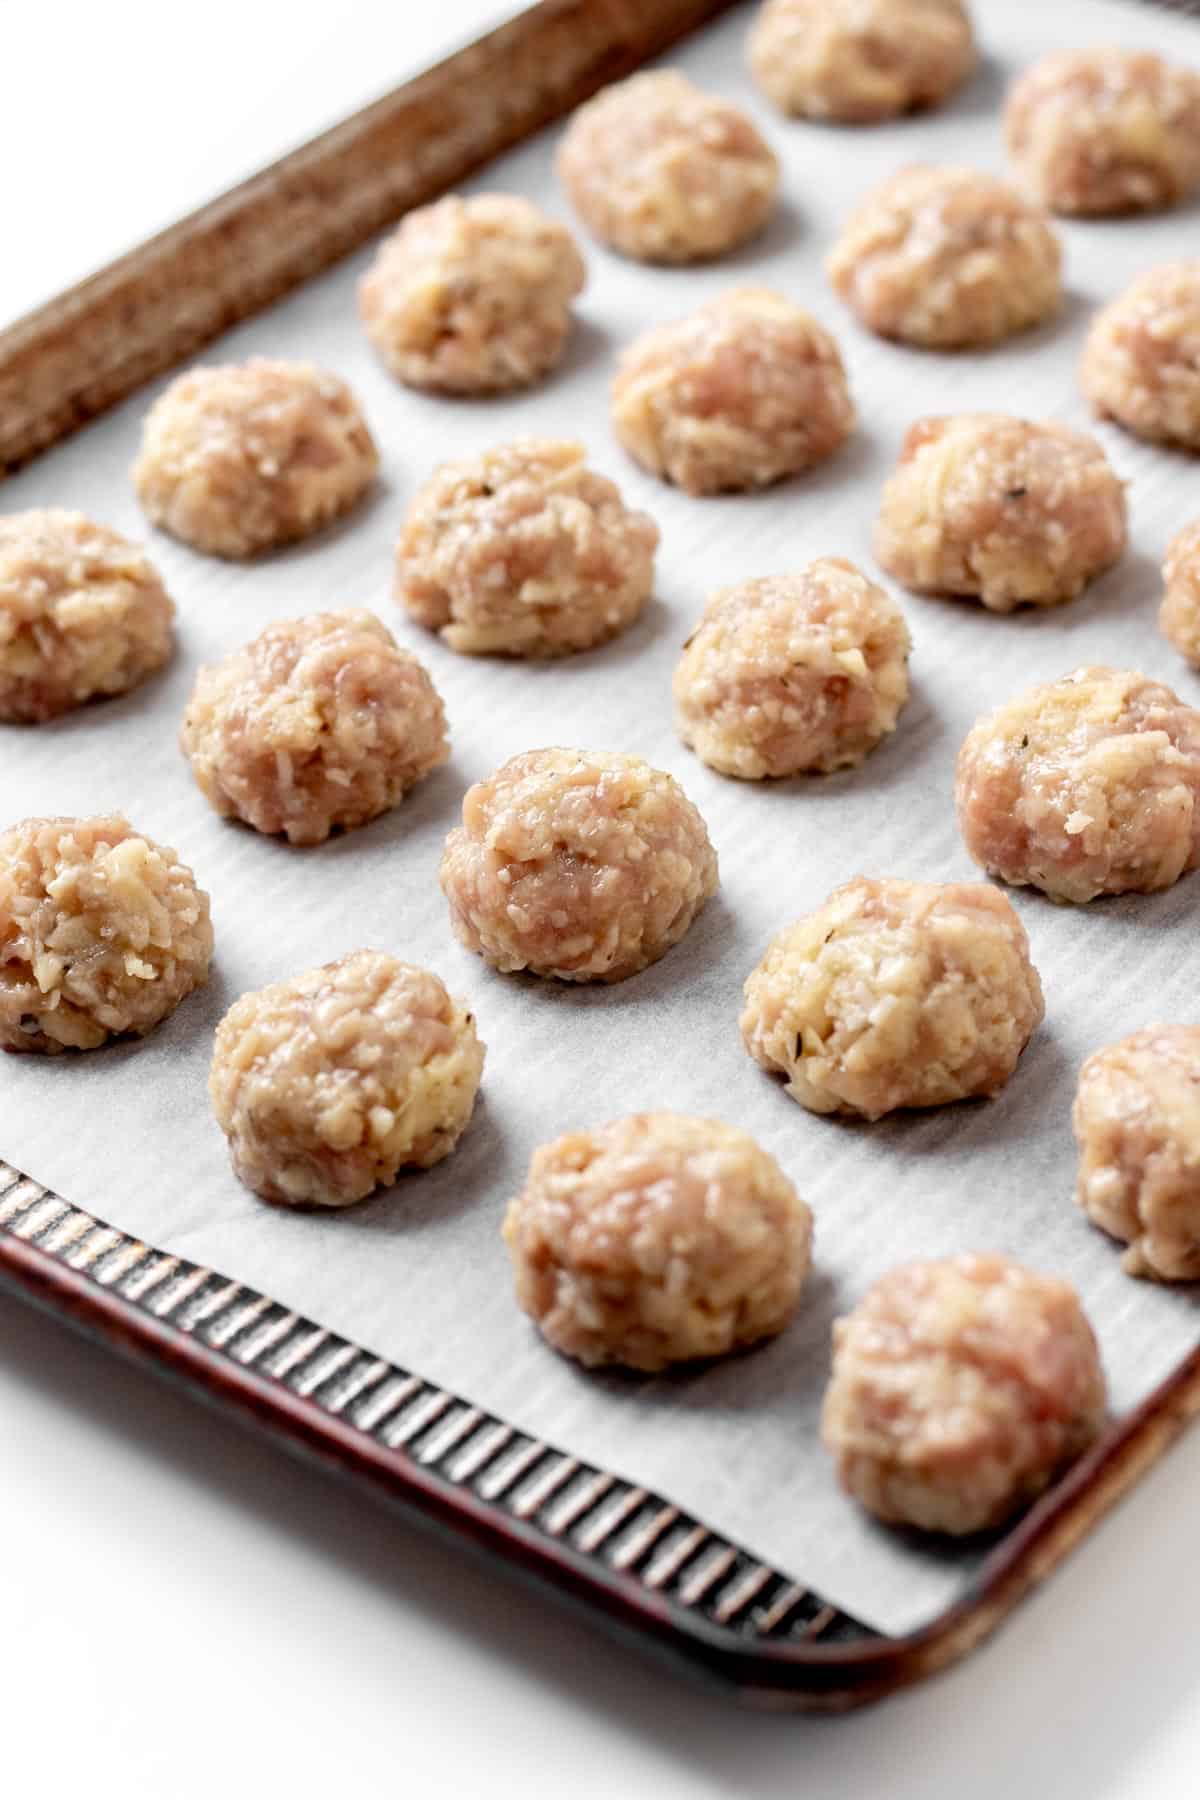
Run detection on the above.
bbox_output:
[3,0,1200,1638]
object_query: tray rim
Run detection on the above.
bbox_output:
[3,0,1200,1712]
[4,1157,1200,1711]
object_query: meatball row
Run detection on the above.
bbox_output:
[0,399,1163,756]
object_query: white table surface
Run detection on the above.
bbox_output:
[5,4,1200,1795]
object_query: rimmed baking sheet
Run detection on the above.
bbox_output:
[3,0,1200,1637]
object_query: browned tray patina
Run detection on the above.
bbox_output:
[2,0,1199,1710]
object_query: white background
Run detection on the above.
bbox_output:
[5,3,1200,1794]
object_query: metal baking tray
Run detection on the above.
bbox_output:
[2,0,1199,1710]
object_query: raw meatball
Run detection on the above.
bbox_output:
[822,1254,1107,1534]
[557,70,778,266]
[740,876,1043,1120]
[1161,518,1200,665]
[440,747,718,984]
[1006,49,1200,216]
[673,560,911,779]
[1080,261,1200,451]
[503,1113,813,1371]
[358,194,585,394]
[611,288,855,496]
[956,667,1200,904]
[210,951,484,1208]
[395,438,658,657]
[0,814,212,1054]
[964,666,1200,907]
[1074,1026,1200,1282]
[874,414,1127,612]
[132,359,378,559]
[749,0,976,123]
[826,166,1061,349]
[0,509,174,724]
[180,611,448,847]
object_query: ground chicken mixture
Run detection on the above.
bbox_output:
[749,0,976,123]
[740,876,1043,1120]
[673,560,911,779]
[611,288,855,496]
[503,1112,813,1370]
[556,70,778,264]
[440,747,718,983]
[1161,518,1200,667]
[874,414,1126,611]
[827,166,1061,349]
[0,509,174,723]
[395,438,659,657]
[822,1254,1107,1533]
[1006,49,1200,216]
[1081,261,1200,451]
[180,611,448,846]
[956,666,1200,903]
[359,194,585,394]
[1074,1025,1200,1281]
[132,359,378,558]
[210,950,484,1207]
[0,814,212,1054]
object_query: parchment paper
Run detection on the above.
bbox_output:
[3,0,1200,1638]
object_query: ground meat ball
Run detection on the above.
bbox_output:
[210,951,484,1208]
[358,194,585,394]
[0,815,212,1054]
[556,70,778,264]
[180,611,448,847]
[1161,519,1200,666]
[132,359,378,559]
[827,167,1061,349]
[874,414,1126,612]
[440,748,718,984]
[956,667,1200,904]
[611,289,855,496]
[395,439,658,657]
[673,560,911,779]
[502,1113,813,1371]
[822,1254,1107,1534]
[1006,49,1200,216]
[1080,262,1200,451]
[0,510,174,724]
[740,876,1043,1120]
[749,0,975,123]
[1074,1026,1200,1282]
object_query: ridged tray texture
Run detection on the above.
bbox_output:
[0,1159,870,1652]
